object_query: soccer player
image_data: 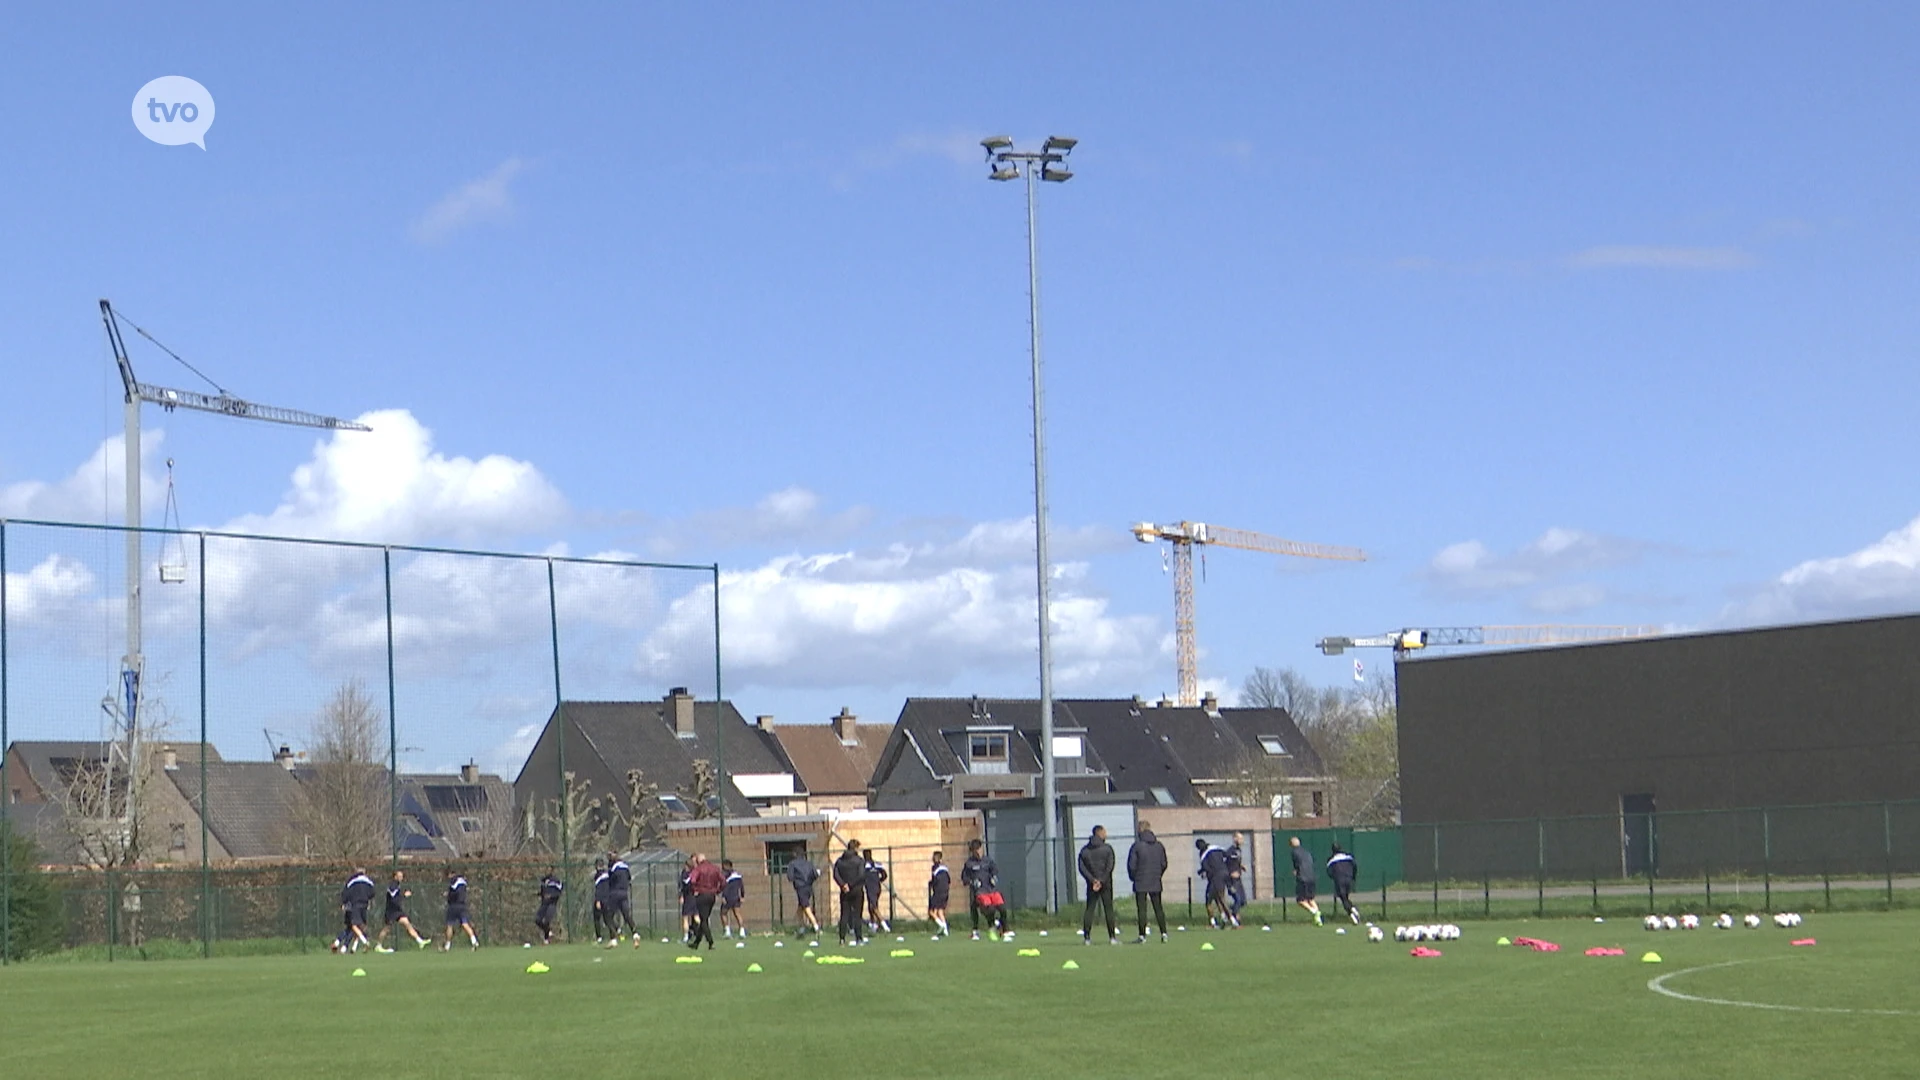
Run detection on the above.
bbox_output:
[784,851,822,938]
[606,850,639,947]
[720,859,747,939]
[677,856,697,944]
[374,868,429,951]
[1225,832,1249,920]
[863,850,889,932]
[338,867,375,953]
[1289,835,1323,925]
[961,838,1008,940]
[534,868,563,945]
[1127,823,1169,943]
[926,851,951,938]
[687,852,725,950]
[590,858,612,945]
[442,866,478,950]
[833,840,868,946]
[1326,842,1361,924]
[1195,838,1235,928]
[1077,825,1118,945]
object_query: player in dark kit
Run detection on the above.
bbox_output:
[1126,824,1169,943]
[1289,836,1323,925]
[534,870,563,945]
[785,852,822,939]
[833,840,868,946]
[1195,839,1236,928]
[591,859,612,945]
[606,851,639,948]
[1225,833,1249,921]
[961,839,1008,941]
[1326,842,1360,924]
[926,851,951,938]
[336,867,375,953]
[1078,826,1119,945]
[374,868,429,951]
[719,859,747,940]
[863,851,889,933]
[442,867,478,950]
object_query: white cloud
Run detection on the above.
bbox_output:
[1564,246,1758,270]
[1733,515,1920,624]
[1425,527,1651,612]
[2,554,97,623]
[410,158,527,244]
[0,431,163,523]
[646,486,873,556]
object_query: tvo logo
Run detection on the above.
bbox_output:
[131,76,216,149]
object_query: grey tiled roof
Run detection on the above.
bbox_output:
[168,762,303,859]
[557,700,797,816]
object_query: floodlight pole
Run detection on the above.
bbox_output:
[984,136,1076,914]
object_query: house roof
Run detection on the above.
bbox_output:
[548,700,798,816]
[7,740,225,803]
[876,697,1324,809]
[395,771,515,856]
[168,762,303,859]
[771,723,891,797]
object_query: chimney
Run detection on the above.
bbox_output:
[666,687,696,737]
[460,761,479,784]
[1157,694,1174,708]
[160,745,178,771]
[1201,692,1220,717]
[756,715,775,732]
[831,707,857,744]
[274,745,297,771]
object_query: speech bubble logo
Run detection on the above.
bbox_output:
[131,76,216,149]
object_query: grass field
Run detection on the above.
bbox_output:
[3,912,1916,1078]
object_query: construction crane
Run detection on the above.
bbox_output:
[1316,625,1665,657]
[1133,520,1366,707]
[98,299,369,850]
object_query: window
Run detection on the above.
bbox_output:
[1052,734,1086,775]
[1311,790,1325,817]
[459,817,483,834]
[1257,736,1289,756]
[169,823,187,851]
[969,733,1009,774]
[1149,787,1175,806]
[1270,793,1294,819]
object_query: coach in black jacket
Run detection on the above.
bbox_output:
[1126,826,1169,942]
[1078,826,1118,944]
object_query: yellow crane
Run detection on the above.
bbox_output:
[1316,625,1665,657]
[1133,521,1366,707]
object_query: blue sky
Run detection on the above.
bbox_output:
[5,4,1920,767]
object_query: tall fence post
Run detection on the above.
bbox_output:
[1379,872,1387,923]
[1535,818,1545,917]
[1762,808,1772,910]
[198,532,210,958]
[1884,801,1895,908]
[1704,861,1712,910]
[1431,825,1440,918]
[383,548,398,869]
[712,563,726,865]
[545,559,568,940]
[1,519,10,967]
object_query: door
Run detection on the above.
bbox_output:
[1621,793,1657,877]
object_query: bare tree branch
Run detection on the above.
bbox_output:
[285,680,388,863]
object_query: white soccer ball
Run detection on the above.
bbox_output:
[1680,914,1700,930]
[1367,926,1385,942]
[1644,915,1662,931]
[1393,926,1410,942]
[1003,932,1014,940]
[1786,912,1803,927]
[1037,930,1048,937]
[1335,928,1346,935]
[1661,916,1678,931]
[1744,914,1762,929]
[1713,913,1734,929]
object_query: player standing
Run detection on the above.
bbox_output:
[337,867,375,953]
[784,851,822,939]
[606,850,639,947]
[687,852,725,950]
[833,840,868,946]
[1126,824,1169,943]
[1225,832,1248,921]
[1326,842,1361,924]
[961,839,1008,941]
[590,858,612,945]
[677,856,697,944]
[534,869,563,945]
[719,859,747,940]
[1077,825,1118,945]
[1289,836,1323,925]
[863,850,889,933]
[374,868,428,951]
[926,851,951,939]
[442,866,478,950]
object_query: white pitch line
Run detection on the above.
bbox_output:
[1648,958,1917,1017]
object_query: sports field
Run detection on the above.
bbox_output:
[2,913,1915,1078]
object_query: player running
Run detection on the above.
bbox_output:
[336,867,375,954]
[677,856,698,944]
[590,858,612,945]
[1289,836,1323,925]
[784,851,822,939]
[374,869,429,951]
[442,867,478,950]
[606,851,640,947]
[1195,838,1237,928]
[719,859,747,940]
[534,869,563,945]
[863,850,889,933]
[961,839,1008,941]
[1226,833,1249,920]
[926,851,951,939]
[1326,842,1361,924]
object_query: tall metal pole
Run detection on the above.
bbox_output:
[384,548,398,863]
[1022,165,1060,915]
[197,532,209,958]
[713,564,726,864]
[2,520,11,966]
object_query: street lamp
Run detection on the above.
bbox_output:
[982,134,1076,914]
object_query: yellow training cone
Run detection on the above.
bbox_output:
[1016,948,1042,957]
[525,961,550,974]
[1061,960,1079,970]
[1496,937,1511,946]
[1200,942,1216,951]
[1641,952,1662,963]
[676,955,704,964]
[890,949,914,958]
[746,963,763,972]
[350,968,367,977]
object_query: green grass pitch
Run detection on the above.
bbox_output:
[3,913,1916,1078]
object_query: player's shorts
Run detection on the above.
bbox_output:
[445,906,470,926]
[680,894,699,917]
[345,907,367,928]
[721,896,742,911]
[793,888,814,908]
[1295,879,1317,902]
[928,888,950,909]
[383,907,405,925]
[535,902,557,926]
[976,891,1004,907]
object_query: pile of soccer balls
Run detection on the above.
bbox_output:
[1391,924,1461,942]
[1772,911,1804,928]
[1641,914,1699,931]
[1646,912,1804,930]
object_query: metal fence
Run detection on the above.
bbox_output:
[0,518,723,962]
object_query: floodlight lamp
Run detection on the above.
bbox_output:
[1040,166,1073,182]
[989,165,1020,181]
[1044,136,1078,153]
[981,135,1014,151]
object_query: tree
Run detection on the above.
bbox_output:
[286,679,388,863]
[536,771,614,858]
[1241,664,1402,826]
[55,704,175,869]
[1,820,64,959]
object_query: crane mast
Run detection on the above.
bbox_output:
[1316,624,1664,656]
